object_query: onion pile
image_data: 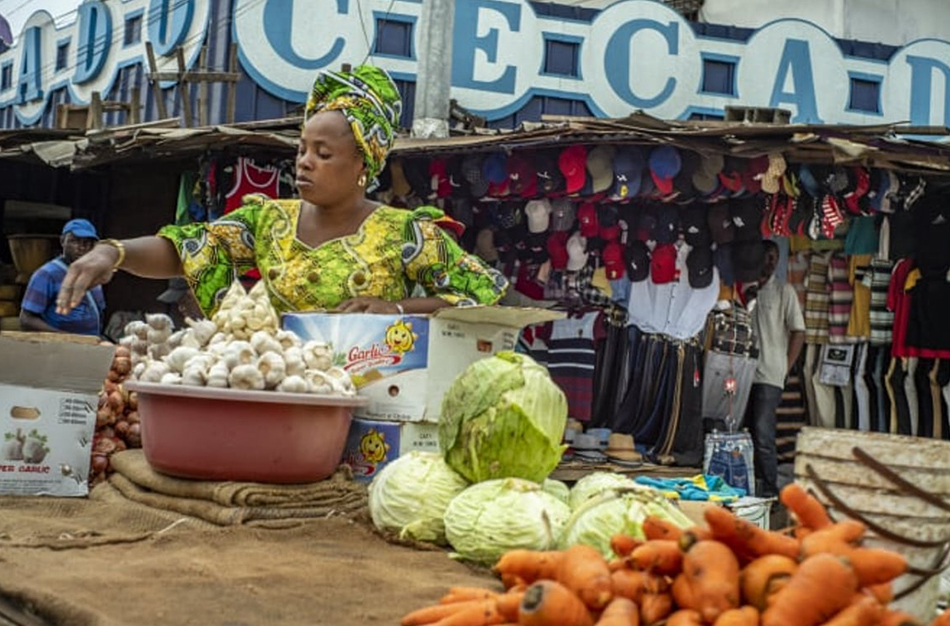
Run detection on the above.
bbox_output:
[91,343,139,487]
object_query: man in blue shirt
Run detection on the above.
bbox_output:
[19,219,106,336]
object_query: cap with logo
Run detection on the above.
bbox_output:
[559,145,588,195]
[507,153,538,198]
[681,206,711,248]
[625,240,650,282]
[648,146,682,196]
[731,200,763,242]
[603,241,626,280]
[687,245,714,289]
[707,204,735,245]
[652,205,680,245]
[611,147,644,200]
[578,202,599,238]
[651,243,678,284]
[535,152,566,194]
[586,145,616,194]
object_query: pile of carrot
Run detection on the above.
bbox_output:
[400,482,950,626]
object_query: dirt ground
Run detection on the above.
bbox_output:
[0,516,498,626]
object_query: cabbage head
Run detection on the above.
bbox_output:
[439,352,567,483]
[541,478,570,505]
[558,485,693,558]
[443,478,571,565]
[368,451,469,544]
[568,471,637,511]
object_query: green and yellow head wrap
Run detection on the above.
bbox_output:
[305,65,402,182]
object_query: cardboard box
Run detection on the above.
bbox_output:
[0,334,114,496]
[283,306,562,423]
[341,417,441,482]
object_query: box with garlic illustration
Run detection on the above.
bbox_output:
[0,334,114,496]
[282,307,562,423]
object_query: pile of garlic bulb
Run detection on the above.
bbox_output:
[124,281,355,396]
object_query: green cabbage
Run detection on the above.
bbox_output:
[558,485,693,558]
[368,451,469,544]
[443,478,571,564]
[541,478,570,505]
[568,471,637,511]
[439,352,568,483]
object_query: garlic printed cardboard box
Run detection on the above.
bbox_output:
[0,334,115,496]
[342,417,440,481]
[283,306,563,423]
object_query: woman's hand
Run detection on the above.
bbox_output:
[334,297,401,314]
[55,244,119,314]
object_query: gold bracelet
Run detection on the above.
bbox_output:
[98,238,126,270]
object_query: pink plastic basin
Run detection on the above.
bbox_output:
[125,381,368,483]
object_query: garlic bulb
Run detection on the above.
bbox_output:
[250,331,282,356]
[166,329,186,350]
[125,320,150,340]
[181,365,207,387]
[131,361,148,380]
[146,313,173,331]
[141,361,170,383]
[303,341,334,371]
[305,369,334,395]
[208,332,229,346]
[185,318,218,347]
[165,346,201,374]
[130,337,148,355]
[160,372,182,385]
[283,346,306,377]
[277,375,310,394]
[179,329,202,349]
[257,352,286,389]
[275,330,302,350]
[147,327,172,346]
[119,335,135,348]
[222,341,256,370]
[325,366,356,396]
[206,361,230,388]
[228,364,265,390]
[147,342,170,361]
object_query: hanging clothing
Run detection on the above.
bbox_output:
[158,199,507,316]
[827,254,853,344]
[866,258,895,346]
[545,312,599,422]
[846,255,872,339]
[803,252,831,344]
[224,158,281,214]
[626,243,719,340]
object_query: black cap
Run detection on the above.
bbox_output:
[625,240,650,282]
[536,152,566,194]
[681,206,711,248]
[687,246,714,288]
[707,204,735,245]
[732,240,765,283]
[402,158,431,197]
[652,205,680,244]
[730,199,763,243]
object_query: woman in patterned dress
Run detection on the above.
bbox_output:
[55,65,507,318]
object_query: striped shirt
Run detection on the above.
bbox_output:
[544,312,599,422]
[864,258,894,346]
[21,256,105,336]
[803,252,830,344]
[827,254,854,344]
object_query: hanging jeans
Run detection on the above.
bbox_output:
[886,358,914,435]
[671,343,705,467]
[853,343,871,431]
[866,345,891,433]
[748,383,784,498]
[801,344,821,426]
[917,358,936,438]
[905,357,920,436]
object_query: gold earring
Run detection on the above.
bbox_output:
[357,173,367,188]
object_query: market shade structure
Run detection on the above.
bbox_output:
[1,112,949,175]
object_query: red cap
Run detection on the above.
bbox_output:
[507,153,538,198]
[650,170,674,196]
[558,145,588,195]
[578,202,599,238]
[603,242,626,280]
[651,243,679,284]
[429,159,452,198]
[547,231,570,270]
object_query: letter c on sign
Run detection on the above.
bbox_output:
[604,19,678,109]
[263,0,346,70]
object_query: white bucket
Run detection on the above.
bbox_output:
[794,427,950,624]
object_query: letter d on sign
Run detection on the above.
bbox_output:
[74,0,112,84]
[147,0,195,56]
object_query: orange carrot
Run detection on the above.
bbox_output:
[594,597,640,626]
[441,588,501,604]
[431,599,505,626]
[704,506,799,561]
[639,592,673,625]
[643,516,685,542]
[865,582,893,605]
[819,595,884,626]
[629,540,683,575]
[779,484,832,530]
[494,592,524,622]
[762,554,859,626]
[557,545,614,610]
[494,550,564,586]
[739,554,798,611]
[880,610,922,626]
[611,534,642,558]
[611,569,649,603]
[519,580,594,626]
[682,540,741,623]
[843,547,907,587]
[713,606,760,626]
[800,521,867,556]
[608,558,627,572]
[671,574,696,610]
[403,600,483,625]
[667,609,704,626]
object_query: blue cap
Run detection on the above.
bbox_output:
[611,148,644,199]
[481,153,509,185]
[62,218,99,239]
[648,145,682,179]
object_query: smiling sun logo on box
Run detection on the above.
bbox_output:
[384,320,417,355]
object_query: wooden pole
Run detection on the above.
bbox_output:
[226,43,238,124]
[197,45,208,126]
[129,85,141,125]
[145,42,169,120]
[87,92,103,130]
[175,47,194,127]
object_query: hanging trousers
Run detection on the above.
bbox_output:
[853,343,871,431]
[801,344,821,427]
[917,358,936,438]
[865,345,892,433]
[886,358,914,435]
[905,357,920,436]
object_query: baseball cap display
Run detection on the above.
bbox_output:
[61,218,99,239]
[536,152,566,194]
[707,204,735,244]
[578,202,599,238]
[681,206,711,247]
[603,241,626,280]
[611,147,644,200]
[652,205,680,245]
[566,232,589,271]
[714,244,735,286]
[550,199,576,232]
[731,200,763,242]
[625,240,650,282]
[687,245,714,289]
[461,155,490,198]
[558,145,588,195]
[651,243,678,284]
[507,153,537,197]
[547,231,570,269]
[732,240,765,283]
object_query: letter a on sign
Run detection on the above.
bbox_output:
[769,39,823,123]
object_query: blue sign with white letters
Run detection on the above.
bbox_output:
[2,0,950,131]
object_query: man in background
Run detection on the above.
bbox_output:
[746,240,805,497]
[20,219,105,336]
